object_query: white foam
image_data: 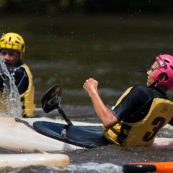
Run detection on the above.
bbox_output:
[55,162,123,173]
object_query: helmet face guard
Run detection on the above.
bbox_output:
[137,58,155,72]
[0,33,25,60]
[153,54,173,90]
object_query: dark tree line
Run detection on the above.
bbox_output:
[1,0,173,15]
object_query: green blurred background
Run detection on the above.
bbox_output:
[1,0,173,109]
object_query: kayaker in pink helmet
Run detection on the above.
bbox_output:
[83,54,173,147]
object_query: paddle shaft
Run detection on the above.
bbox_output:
[123,162,173,173]
[57,104,73,126]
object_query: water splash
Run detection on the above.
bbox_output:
[0,56,22,117]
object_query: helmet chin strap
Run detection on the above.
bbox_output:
[149,79,159,88]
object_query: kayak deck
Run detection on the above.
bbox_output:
[33,121,112,148]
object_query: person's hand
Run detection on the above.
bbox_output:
[83,78,98,96]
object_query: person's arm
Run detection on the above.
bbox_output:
[83,78,118,128]
[7,66,28,94]
[0,75,4,91]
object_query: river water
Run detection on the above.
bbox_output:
[0,14,173,172]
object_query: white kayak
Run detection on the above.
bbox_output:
[0,117,173,152]
[0,152,69,168]
[0,117,82,152]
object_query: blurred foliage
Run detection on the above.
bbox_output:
[0,0,173,15]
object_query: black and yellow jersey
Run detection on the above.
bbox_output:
[102,85,173,146]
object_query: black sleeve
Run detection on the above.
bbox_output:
[112,86,152,123]
[7,66,29,94]
[0,75,4,91]
[168,117,173,126]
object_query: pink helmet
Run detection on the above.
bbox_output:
[153,54,173,90]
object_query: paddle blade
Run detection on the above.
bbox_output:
[41,84,62,113]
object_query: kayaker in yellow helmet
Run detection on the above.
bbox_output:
[0,32,35,117]
[83,54,173,147]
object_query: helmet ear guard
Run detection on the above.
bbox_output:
[0,32,25,60]
[153,54,173,90]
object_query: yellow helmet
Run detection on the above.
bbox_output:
[0,32,25,60]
